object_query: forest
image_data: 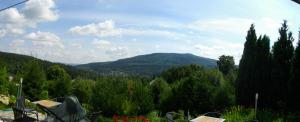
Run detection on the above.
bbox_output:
[1,20,300,121]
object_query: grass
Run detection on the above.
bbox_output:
[223,106,300,122]
[0,103,9,110]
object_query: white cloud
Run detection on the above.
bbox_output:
[0,8,26,35]
[70,20,121,37]
[10,40,25,48]
[188,18,254,35]
[194,39,243,64]
[25,31,64,48]
[105,47,128,57]
[0,0,58,37]
[92,39,111,49]
[69,20,182,38]
[71,43,83,49]
[23,0,58,23]
[0,29,6,37]
[9,40,25,54]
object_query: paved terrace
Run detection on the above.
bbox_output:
[0,109,45,122]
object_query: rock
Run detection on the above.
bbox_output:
[0,95,10,105]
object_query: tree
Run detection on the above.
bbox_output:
[289,29,300,111]
[47,65,72,98]
[271,20,294,110]
[91,77,154,116]
[217,55,235,75]
[129,80,154,114]
[236,24,258,107]
[159,65,230,114]
[91,77,125,116]
[254,35,271,108]
[72,79,94,104]
[0,67,9,95]
[23,61,48,100]
[150,78,170,108]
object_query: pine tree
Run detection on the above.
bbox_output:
[289,29,300,111]
[271,20,294,110]
[236,24,257,106]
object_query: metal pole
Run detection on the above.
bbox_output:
[255,93,259,120]
[20,78,23,97]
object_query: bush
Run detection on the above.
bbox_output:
[223,106,300,122]
[72,79,94,104]
[91,77,154,116]
[47,65,72,98]
[23,61,48,100]
[0,67,9,95]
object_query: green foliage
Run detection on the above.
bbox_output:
[47,65,72,98]
[223,106,255,121]
[236,24,258,107]
[271,21,294,110]
[160,64,205,84]
[213,80,235,110]
[91,77,127,115]
[23,61,48,100]
[128,80,154,114]
[0,67,9,95]
[223,106,300,122]
[158,65,234,115]
[253,35,272,108]
[91,77,154,116]
[150,78,172,109]
[0,51,98,79]
[289,30,300,111]
[0,103,10,110]
[72,79,94,104]
[235,21,300,113]
[217,55,235,75]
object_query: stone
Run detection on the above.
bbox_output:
[0,95,10,105]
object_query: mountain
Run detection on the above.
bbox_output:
[76,53,217,76]
[0,51,217,77]
[0,51,96,79]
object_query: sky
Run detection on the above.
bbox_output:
[0,0,299,64]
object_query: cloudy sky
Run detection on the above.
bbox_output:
[0,0,299,64]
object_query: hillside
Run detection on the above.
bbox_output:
[76,53,217,76]
[0,51,96,79]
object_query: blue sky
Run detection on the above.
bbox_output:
[0,0,299,64]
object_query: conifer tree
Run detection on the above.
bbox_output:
[236,24,257,106]
[254,35,271,108]
[289,29,300,111]
[271,20,294,110]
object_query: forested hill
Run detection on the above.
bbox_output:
[76,53,217,76]
[0,51,96,79]
[0,51,217,77]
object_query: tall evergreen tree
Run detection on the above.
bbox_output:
[289,29,300,111]
[271,20,294,110]
[236,24,257,106]
[254,35,271,108]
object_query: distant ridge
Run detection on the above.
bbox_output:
[76,53,217,76]
[0,51,217,77]
[0,51,95,78]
